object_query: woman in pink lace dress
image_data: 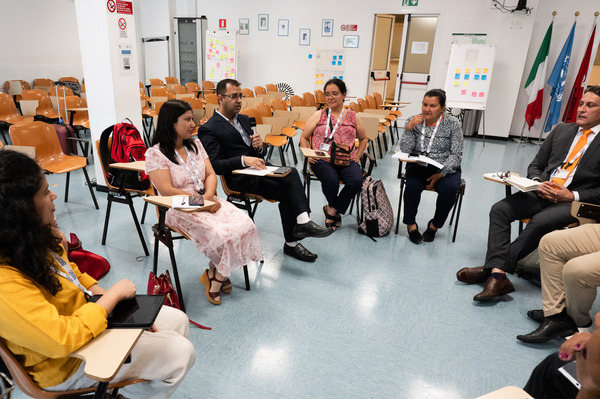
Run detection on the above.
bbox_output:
[145,100,262,306]
[300,79,368,230]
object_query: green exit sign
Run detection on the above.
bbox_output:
[402,0,418,5]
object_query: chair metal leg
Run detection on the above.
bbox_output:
[82,166,99,209]
[376,136,383,158]
[279,147,286,166]
[102,194,114,245]
[141,201,148,224]
[452,187,465,243]
[125,192,149,256]
[243,265,250,291]
[94,381,109,399]
[266,146,274,162]
[287,138,298,165]
[152,235,160,275]
[166,234,186,312]
[395,163,405,234]
[64,172,71,202]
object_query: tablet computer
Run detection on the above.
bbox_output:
[89,294,164,329]
[559,360,580,390]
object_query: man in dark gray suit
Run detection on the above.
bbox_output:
[457,86,600,301]
[199,79,332,263]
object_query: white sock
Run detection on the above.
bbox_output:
[286,241,299,247]
[296,212,310,224]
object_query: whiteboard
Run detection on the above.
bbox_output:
[444,44,495,110]
[143,37,169,85]
[205,31,237,82]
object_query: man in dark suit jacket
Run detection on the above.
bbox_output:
[199,78,332,263]
[456,86,600,301]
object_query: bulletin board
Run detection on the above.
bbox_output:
[444,44,495,110]
[205,31,237,82]
[314,49,346,89]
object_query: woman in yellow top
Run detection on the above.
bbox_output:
[0,150,195,398]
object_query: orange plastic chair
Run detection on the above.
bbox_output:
[4,80,31,102]
[242,88,255,98]
[204,93,219,104]
[254,86,267,95]
[64,96,89,130]
[9,122,98,209]
[20,89,60,120]
[149,78,165,87]
[33,78,55,91]
[201,81,216,94]
[314,90,326,109]
[59,76,80,85]
[303,92,317,107]
[271,98,288,111]
[165,76,179,85]
[265,83,278,93]
[0,93,34,126]
[256,102,272,118]
[151,86,174,100]
[49,86,75,97]
[290,95,305,107]
[185,82,203,98]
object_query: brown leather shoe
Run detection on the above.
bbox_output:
[456,266,490,284]
[473,276,515,301]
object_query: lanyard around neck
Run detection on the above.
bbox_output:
[175,146,205,194]
[325,108,344,142]
[50,251,92,297]
[420,114,443,155]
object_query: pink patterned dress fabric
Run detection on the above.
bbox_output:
[311,109,358,161]
[145,139,262,276]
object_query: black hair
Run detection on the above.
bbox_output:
[323,78,347,95]
[584,85,600,98]
[0,150,62,295]
[424,89,446,107]
[216,78,241,96]
[151,99,197,164]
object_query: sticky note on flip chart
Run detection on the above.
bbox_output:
[471,92,477,97]
[476,68,481,73]
[464,74,470,80]
[479,92,485,97]
[474,75,480,80]
[484,68,489,73]
[465,68,471,73]
[455,69,461,74]
[461,90,467,95]
[454,81,459,86]
[482,75,487,80]
[455,74,460,79]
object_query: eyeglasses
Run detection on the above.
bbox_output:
[222,93,245,100]
[325,92,341,97]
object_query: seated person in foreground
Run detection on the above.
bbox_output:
[0,150,195,398]
[457,86,600,301]
[299,78,368,230]
[146,99,263,305]
[524,312,600,399]
[517,223,600,343]
[400,88,463,244]
[199,78,333,263]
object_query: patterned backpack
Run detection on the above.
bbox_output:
[357,176,394,238]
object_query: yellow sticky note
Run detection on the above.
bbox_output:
[226,67,230,71]
[230,45,234,50]
[483,68,489,73]
[454,81,459,86]
[455,69,461,74]
[463,81,468,86]
[211,67,215,72]
[209,39,213,43]
[315,74,320,78]
[230,52,234,57]
[320,74,324,78]
[476,68,481,73]
[465,68,471,74]
[209,73,214,77]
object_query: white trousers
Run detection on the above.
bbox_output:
[540,223,600,326]
[48,305,196,398]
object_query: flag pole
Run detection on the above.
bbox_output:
[537,11,578,145]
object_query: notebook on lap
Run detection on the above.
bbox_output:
[89,294,164,328]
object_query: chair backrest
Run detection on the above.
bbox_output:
[348,102,362,113]
[242,88,255,98]
[261,116,289,135]
[256,102,272,117]
[169,84,187,95]
[149,78,165,87]
[185,81,202,94]
[0,93,20,119]
[33,78,55,91]
[239,107,263,125]
[201,81,215,92]
[151,86,169,98]
[290,95,305,107]
[242,96,264,109]
[21,89,56,116]
[291,106,317,122]
[264,92,285,103]
[204,103,218,119]
[187,97,204,110]
[270,98,287,111]
[9,121,63,161]
[303,92,317,107]
[95,138,116,189]
[59,77,80,85]
[265,83,278,93]
[314,90,326,104]
[356,113,381,140]
[272,110,300,124]
[49,86,74,97]
[65,96,89,127]
[373,92,385,108]
[165,76,179,85]
[204,93,219,104]
[364,95,377,110]
[357,98,368,111]
[253,86,267,95]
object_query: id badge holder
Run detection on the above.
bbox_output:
[551,169,569,180]
[320,143,331,152]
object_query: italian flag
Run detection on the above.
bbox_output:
[524,22,552,130]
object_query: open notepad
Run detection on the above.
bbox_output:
[392,152,444,170]
[483,173,542,192]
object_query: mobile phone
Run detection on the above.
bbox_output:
[577,203,600,220]
[189,195,204,206]
[272,166,290,175]
[409,150,421,157]
[315,150,327,156]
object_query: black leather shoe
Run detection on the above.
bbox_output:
[407,224,423,244]
[422,219,437,242]
[456,266,490,284]
[517,316,578,344]
[527,309,545,323]
[473,276,515,301]
[283,243,317,262]
[293,221,334,239]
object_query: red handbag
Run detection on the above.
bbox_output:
[67,233,111,280]
[147,271,211,330]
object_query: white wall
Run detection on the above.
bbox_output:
[2,0,598,139]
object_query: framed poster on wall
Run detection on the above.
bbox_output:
[299,28,311,46]
[258,14,269,31]
[239,18,249,35]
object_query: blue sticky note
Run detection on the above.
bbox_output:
[339,76,343,79]
[464,74,470,80]
[308,54,313,59]
[333,76,337,79]
[454,73,460,79]
[482,75,487,80]
[474,75,480,80]
[339,55,343,60]
[332,61,336,66]
[337,61,342,65]
[333,55,337,60]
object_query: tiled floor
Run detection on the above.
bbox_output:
[9,134,594,398]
